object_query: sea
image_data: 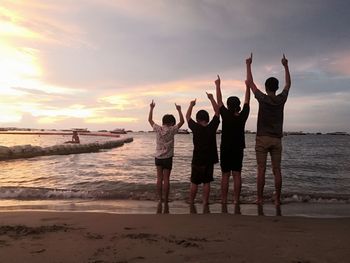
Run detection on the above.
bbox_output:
[0,132,350,215]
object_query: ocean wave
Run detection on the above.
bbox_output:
[0,186,349,204]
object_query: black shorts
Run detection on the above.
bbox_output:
[191,164,214,185]
[220,148,244,172]
[155,157,173,170]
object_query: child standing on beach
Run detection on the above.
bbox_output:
[186,91,220,214]
[148,100,184,213]
[215,70,250,213]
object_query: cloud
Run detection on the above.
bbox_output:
[0,1,349,132]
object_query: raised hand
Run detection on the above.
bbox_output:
[190,99,196,107]
[150,100,155,109]
[281,53,288,67]
[175,103,181,111]
[206,92,214,101]
[246,52,253,65]
[215,75,221,87]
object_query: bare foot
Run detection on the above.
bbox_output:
[203,204,210,214]
[163,202,169,214]
[156,202,162,214]
[275,205,282,216]
[257,204,264,216]
[221,203,228,213]
[190,204,197,214]
[234,203,241,215]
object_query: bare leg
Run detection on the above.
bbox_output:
[162,169,171,203]
[156,166,163,213]
[221,172,230,204]
[156,166,163,202]
[203,183,210,206]
[203,183,210,214]
[162,169,171,214]
[232,171,241,204]
[272,167,282,206]
[256,166,266,204]
[190,183,198,205]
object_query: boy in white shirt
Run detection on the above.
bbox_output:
[148,100,184,213]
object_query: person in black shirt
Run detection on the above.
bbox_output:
[216,70,250,211]
[186,92,220,213]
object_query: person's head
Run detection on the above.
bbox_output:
[196,110,209,126]
[227,96,241,112]
[162,114,176,126]
[265,77,279,93]
[73,131,78,136]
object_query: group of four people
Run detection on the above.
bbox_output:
[148,54,291,214]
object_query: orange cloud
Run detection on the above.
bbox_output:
[85,117,138,124]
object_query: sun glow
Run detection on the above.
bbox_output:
[0,43,42,87]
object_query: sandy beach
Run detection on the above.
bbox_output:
[0,211,349,263]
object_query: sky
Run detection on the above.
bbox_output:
[0,0,349,132]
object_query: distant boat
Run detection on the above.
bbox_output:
[110,128,127,134]
[285,131,306,135]
[178,129,190,134]
[71,128,90,133]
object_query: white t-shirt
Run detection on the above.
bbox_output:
[153,123,179,159]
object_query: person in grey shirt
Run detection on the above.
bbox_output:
[245,53,291,206]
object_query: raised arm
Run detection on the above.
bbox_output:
[246,53,259,94]
[206,92,219,116]
[175,103,184,128]
[244,79,251,105]
[186,99,196,122]
[215,75,223,107]
[282,54,291,91]
[148,100,155,127]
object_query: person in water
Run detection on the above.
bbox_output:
[65,131,80,144]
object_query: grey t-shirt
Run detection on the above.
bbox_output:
[255,89,289,138]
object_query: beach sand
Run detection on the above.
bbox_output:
[0,211,349,263]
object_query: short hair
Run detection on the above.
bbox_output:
[196,110,209,123]
[227,96,241,112]
[265,77,279,92]
[162,114,176,126]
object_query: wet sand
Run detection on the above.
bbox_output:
[0,211,349,262]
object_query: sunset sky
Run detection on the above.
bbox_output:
[0,0,349,132]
